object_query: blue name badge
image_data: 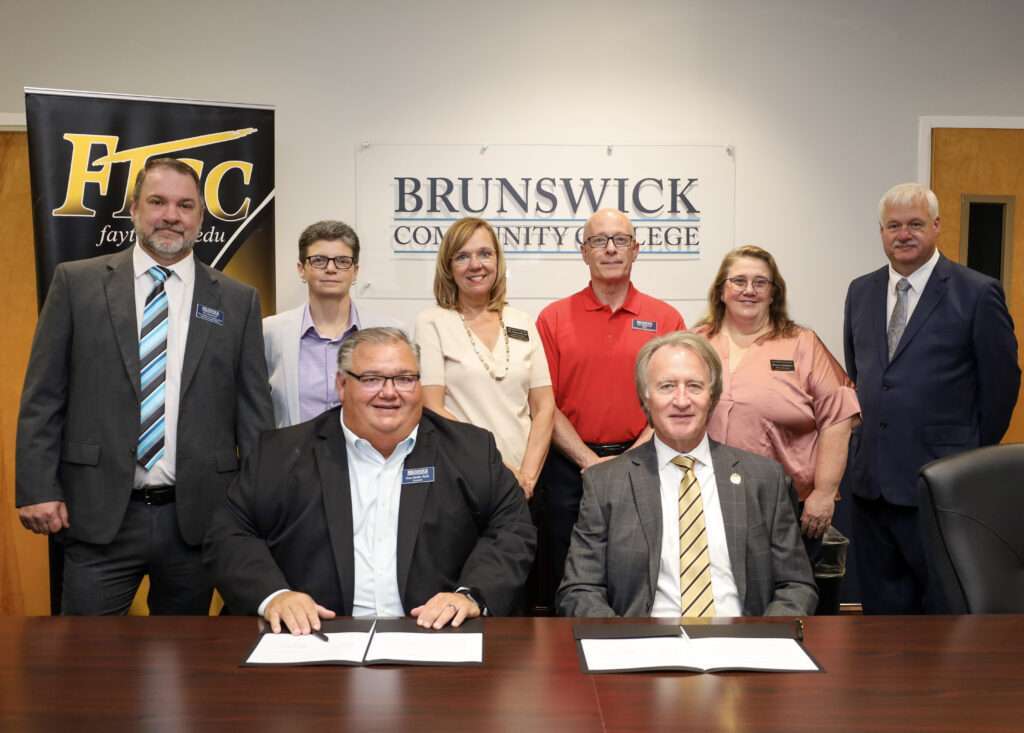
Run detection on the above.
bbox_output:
[632,319,657,333]
[402,466,435,485]
[196,304,224,326]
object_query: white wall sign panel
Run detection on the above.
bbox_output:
[354,144,734,309]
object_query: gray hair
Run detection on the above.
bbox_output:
[337,327,420,372]
[634,332,723,418]
[878,183,939,224]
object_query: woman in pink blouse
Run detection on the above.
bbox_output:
[693,245,861,540]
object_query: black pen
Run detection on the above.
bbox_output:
[312,629,329,642]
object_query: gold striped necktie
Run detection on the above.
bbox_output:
[672,455,716,618]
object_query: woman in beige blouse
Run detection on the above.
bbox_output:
[693,245,861,540]
[415,217,555,498]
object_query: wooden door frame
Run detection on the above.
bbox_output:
[917,116,1024,184]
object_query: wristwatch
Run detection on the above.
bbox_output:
[456,586,488,616]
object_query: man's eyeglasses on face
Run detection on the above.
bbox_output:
[725,276,773,292]
[304,255,356,270]
[344,370,420,392]
[584,234,633,250]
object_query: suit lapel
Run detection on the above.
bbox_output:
[709,441,747,610]
[105,250,142,402]
[285,307,304,425]
[396,417,437,600]
[180,262,220,398]
[868,267,890,374]
[890,256,949,364]
[314,413,356,615]
[629,442,663,604]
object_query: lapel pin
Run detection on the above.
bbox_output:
[730,472,742,485]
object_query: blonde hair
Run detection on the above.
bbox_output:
[432,217,507,311]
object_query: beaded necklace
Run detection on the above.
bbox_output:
[459,310,510,380]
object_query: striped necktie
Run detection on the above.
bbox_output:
[138,265,172,471]
[672,455,716,618]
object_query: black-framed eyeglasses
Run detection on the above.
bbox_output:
[584,234,634,249]
[725,276,773,292]
[304,255,356,270]
[344,370,420,392]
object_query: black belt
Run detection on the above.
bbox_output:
[585,441,633,458]
[131,486,176,505]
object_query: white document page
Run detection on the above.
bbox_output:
[687,637,819,671]
[581,637,690,671]
[365,631,483,664]
[580,635,817,672]
[246,632,371,665]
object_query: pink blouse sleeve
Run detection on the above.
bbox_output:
[801,330,861,431]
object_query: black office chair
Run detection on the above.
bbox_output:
[918,443,1024,614]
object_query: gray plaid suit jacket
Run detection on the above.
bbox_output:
[556,438,817,617]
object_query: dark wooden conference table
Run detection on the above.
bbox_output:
[1,614,1021,732]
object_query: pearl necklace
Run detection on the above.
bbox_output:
[459,311,510,380]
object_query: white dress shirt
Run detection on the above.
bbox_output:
[132,246,194,489]
[343,415,417,618]
[651,434,742,617]
[886,247,939,324]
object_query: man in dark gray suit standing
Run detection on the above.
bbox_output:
[557,332,816,617]
[16,157,273,615]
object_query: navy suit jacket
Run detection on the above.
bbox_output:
[843,255,1019,506]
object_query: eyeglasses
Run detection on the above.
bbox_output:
[344,370,420,392]
[452,248,495,266]
[584,234,633,249]
[725,276,773,292]
[304,255,356,270]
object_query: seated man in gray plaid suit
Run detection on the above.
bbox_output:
[557,332,817,617]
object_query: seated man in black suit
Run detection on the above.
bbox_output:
[204,327,536,633]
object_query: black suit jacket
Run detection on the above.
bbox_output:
[203,408,537,616]
[15,248,273,545]
[843,255,1019,505]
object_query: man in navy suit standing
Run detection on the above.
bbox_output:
[844,182,1020,614]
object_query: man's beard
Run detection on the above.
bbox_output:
[137,227,196,258]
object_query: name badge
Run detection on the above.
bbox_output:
[402,466,435,485]
[770,359,795,372]
[631,319,657,333]
[506,326,530,342]
[196,304,224,326]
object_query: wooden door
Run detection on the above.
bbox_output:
[0,131,50,615]
[931,128,1024,444]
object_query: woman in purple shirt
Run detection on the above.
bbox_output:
[693,245,861,540]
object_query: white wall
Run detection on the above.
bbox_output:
[3,0,1023,358]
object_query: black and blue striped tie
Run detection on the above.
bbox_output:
[138,265,172,471]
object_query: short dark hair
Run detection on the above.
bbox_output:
[131,157,204,210]
[298,220,361,262]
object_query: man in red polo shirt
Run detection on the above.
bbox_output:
[536,208,685,607]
